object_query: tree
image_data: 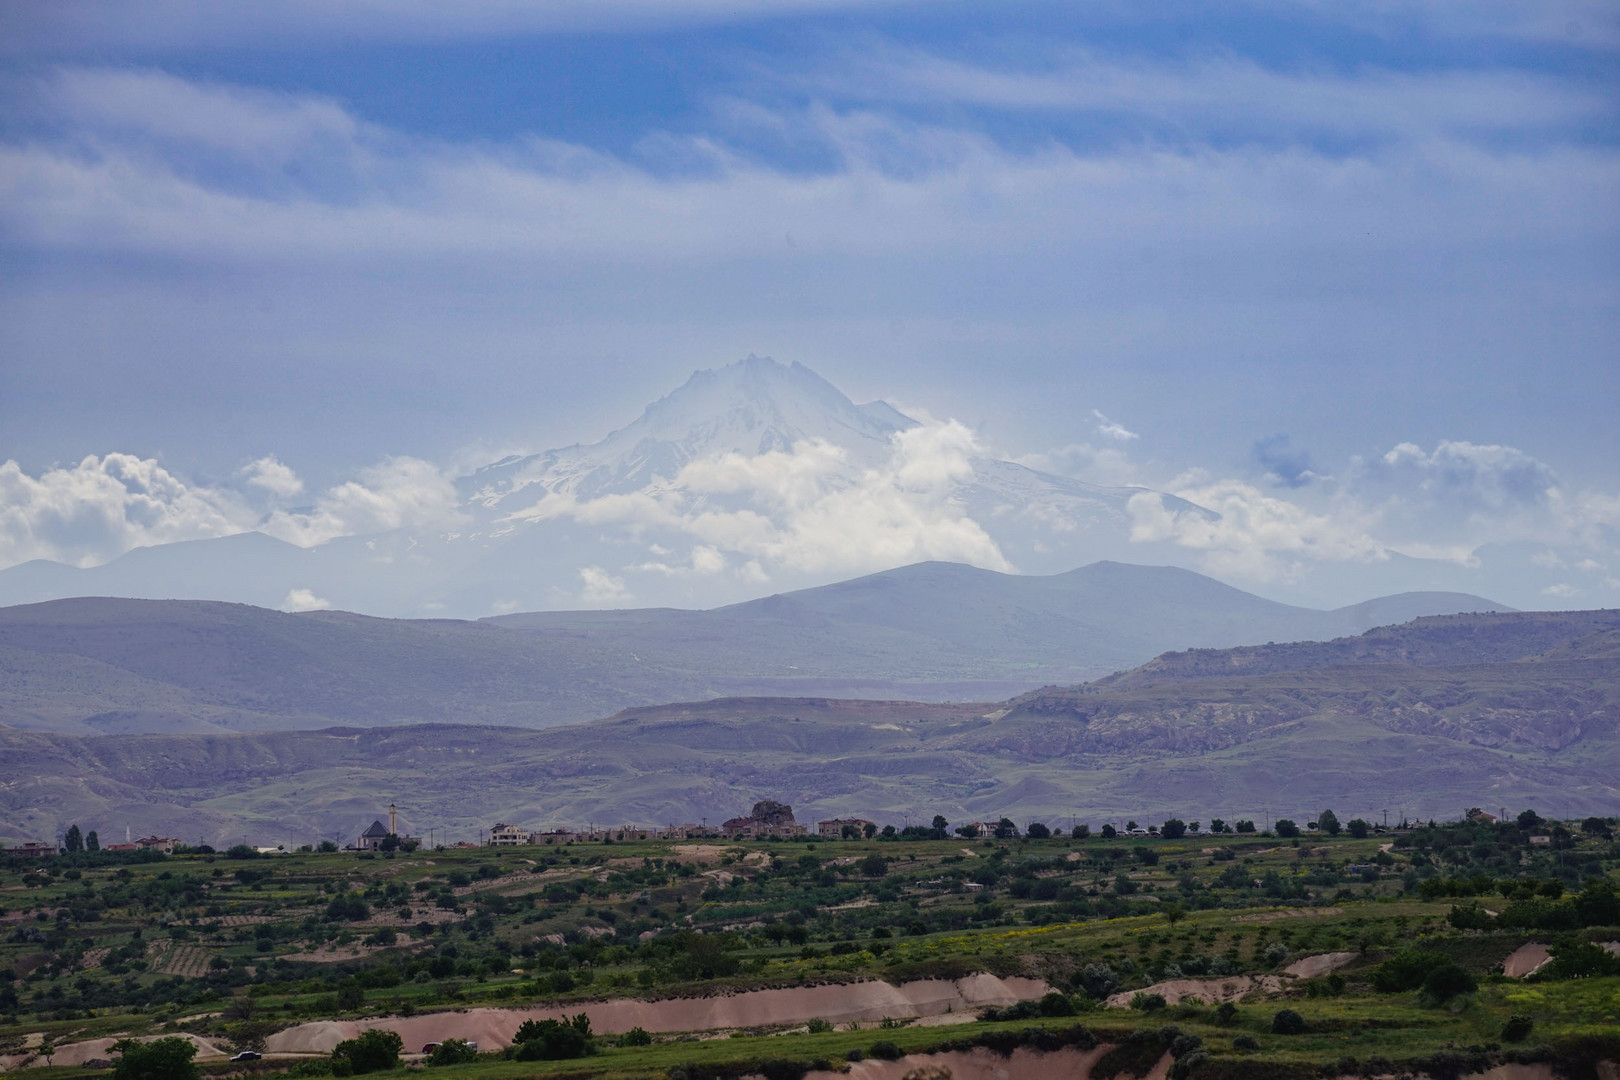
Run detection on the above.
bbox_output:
[427,1039,478,1066]
[931,815,949,833]
[1163,903,1186,928]
[863,822,878,839]
[955,825,979,839]
[1516,809,1543,831]
[317,840,338,853]
[64,824,83,853]
[1346,818,1370,839]
[331,1029,403,1075]
[994,817,1018,839]
[1209,818,1226,834]
[1272,1009,1307,1035]
[1234,820,1256,833]
[512,1015,594,1061]
[859,853,889,878]
[1126,820,1138,831]
[113,1038,200,1080]
[1026,822,1051,840]
[1160,819,1187,840]
[86,830,101,852]
[1072,824,1091,840]
[1274,820,1301,838]
[1581,816,1613,838]
[1318,809,1341,836]
[1100,824,1117,839]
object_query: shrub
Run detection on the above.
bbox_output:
[807,1018,832,1034]
[1233,1034,1259,1051]
[1271,1008,1307,1034]
[620,1027,653,1047]
[426,1038,477,1066]
[330,1030,402,1075]
[512,1014,594,1061]
[1501,1014,1534,1042]
[113,1037,200,1080]
[1039,991,1077,1017]
[1538,940,1620,980]
[1370,949,1453,993]
[868,1040,904,1060]
[1421,963,1477,1003]
[1129,992,1167,1012]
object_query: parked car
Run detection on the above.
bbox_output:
[421,1043,439,1054]
[229,1051,262,1062]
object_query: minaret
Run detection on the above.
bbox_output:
[389,803,398,837]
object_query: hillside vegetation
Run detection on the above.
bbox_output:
[0,814,1615,1079]
[1,611,1615,849]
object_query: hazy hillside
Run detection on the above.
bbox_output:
[0,563,1505,735]
[3,610,1613,847]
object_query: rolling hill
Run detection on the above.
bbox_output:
[2,609,1613,849]
[0,562,1505,735]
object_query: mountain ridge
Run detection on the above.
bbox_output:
[0,559,1507,736]
[1,609,1612,847]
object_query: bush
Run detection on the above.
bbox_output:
[1233,1034,1259,1051]
[1421,963,1477,1003]
[426,1038,478,1066]
[1537,939,1620,980]
[868,1040,904,1060]
[330,1030,402,1075]
[807,1018,832,1033]
[1271,1008,1307,1034]
[1370,949,1453,993]
[619,1027,653,1047]
[1130,992,1167,1012]
[1502,1014,1534,1042]
[113,1037,200,1080]
[1039,991,1077,1017]
[512,1014,594,1061]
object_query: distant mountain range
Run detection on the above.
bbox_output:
[0,560,1507,736]
[0,356,1504,618]
[2,609,1613,848]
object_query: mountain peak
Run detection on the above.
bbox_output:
[468,356,917,504]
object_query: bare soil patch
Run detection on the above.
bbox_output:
[265,974,1052,1053]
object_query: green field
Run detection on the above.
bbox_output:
[2,812,1617,1079]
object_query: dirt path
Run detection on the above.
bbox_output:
[265,974,1053,1053]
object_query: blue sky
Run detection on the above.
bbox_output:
[1,0,1616,607]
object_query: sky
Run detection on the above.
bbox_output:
[1,0,1617,609]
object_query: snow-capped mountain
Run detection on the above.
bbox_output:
[0,356,1236,617]
[463,357,916,508]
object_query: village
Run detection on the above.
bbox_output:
[8,798,1466,863]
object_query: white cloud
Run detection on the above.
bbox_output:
[1127,478,1388,583]
[0,451,466,570]
[281,587,331,611]
[1541,582,1577,598]
[1091,410,1138,442]
[262,457,463,547]
[241,455,305,498]
[578,565,630,606]
[813,45,1613,141]
[509,418,1011,579]
[0,453,253,568]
